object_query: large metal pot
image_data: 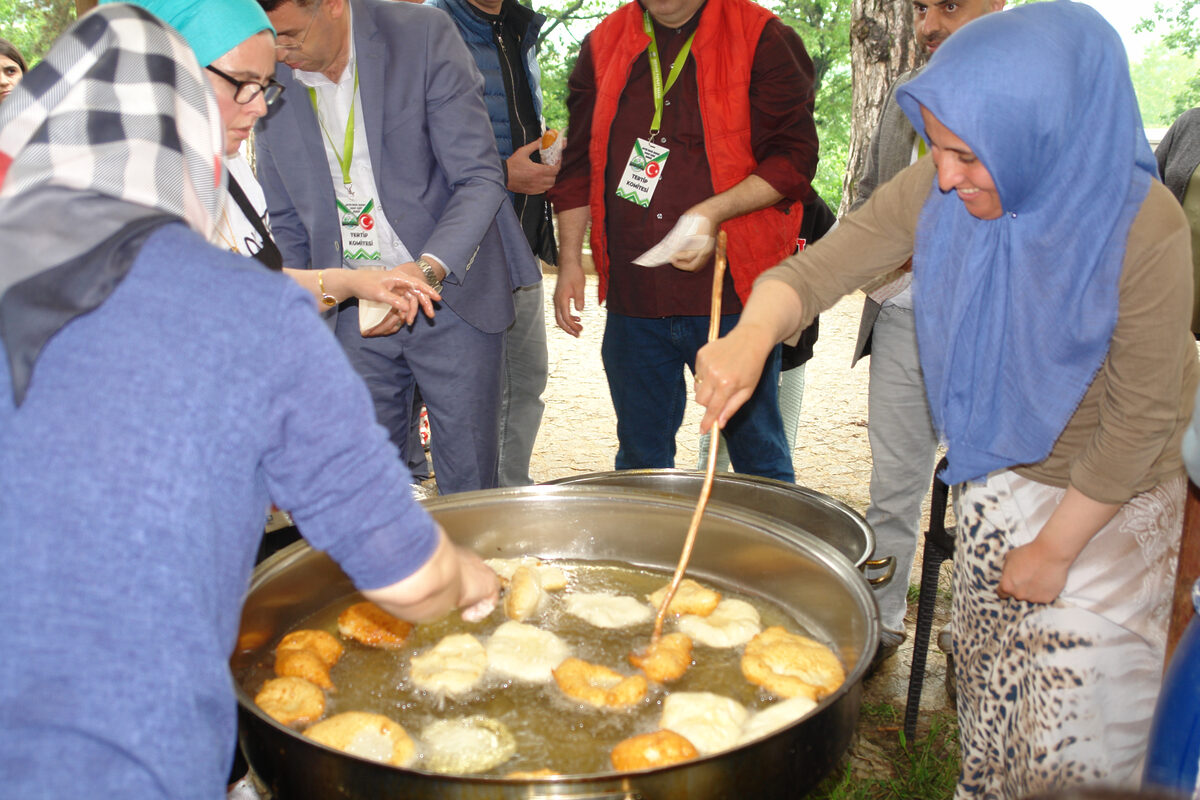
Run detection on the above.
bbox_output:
[233,485,879,799]
[544,469,894,585]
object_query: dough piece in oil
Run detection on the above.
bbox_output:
[409,633,488,697]
[647,578,721,617]
[738,695,819,744]
[254,676,325,727]
[503,565,544,621]
[304,711,415,767]
[741,626,845,701]
[485,556,568,591]
[564,592,652,629]
[676,598,762,648]
[419,715,517,774]
[486,620,571,683]
[659,691,749,756]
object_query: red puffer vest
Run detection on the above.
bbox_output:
[586,0,804,304]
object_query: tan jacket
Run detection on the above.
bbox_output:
[759,157,1198,503]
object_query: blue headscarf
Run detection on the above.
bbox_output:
[894,0,1157,486]
[99,0,274,67]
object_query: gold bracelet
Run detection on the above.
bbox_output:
[318,270,337,307]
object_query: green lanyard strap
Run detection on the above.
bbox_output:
[308,65,359,187]
[643,11,696,137]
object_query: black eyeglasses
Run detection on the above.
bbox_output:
[206,65,285,106]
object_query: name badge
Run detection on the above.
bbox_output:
[337,197,383,265]
[616,138,669,208]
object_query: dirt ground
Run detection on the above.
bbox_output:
[529,274,956,780]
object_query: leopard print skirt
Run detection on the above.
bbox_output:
[950,471,1183,799]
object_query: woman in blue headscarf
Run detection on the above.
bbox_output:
[695,1,1197,794]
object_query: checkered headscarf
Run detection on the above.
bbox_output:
[0,3,224,405]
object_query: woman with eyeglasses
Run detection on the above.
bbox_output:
[104,0,438,333]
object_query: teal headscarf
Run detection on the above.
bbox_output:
[99,0,274,66]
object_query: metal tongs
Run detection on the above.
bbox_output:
[649,230,728,644]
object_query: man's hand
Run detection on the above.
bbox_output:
[554,261,586,336]
[668,211,717,272]
[362,308,405,337]
[507,140,560,195]
[347,267,441,325]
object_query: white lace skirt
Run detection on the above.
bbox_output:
[950,470,1184,799]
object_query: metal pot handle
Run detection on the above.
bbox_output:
[863,555,896,587]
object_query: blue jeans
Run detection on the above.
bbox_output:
[601,312,794,482]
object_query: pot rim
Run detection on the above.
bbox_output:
[234,484,880,782]
[542,469,876,561]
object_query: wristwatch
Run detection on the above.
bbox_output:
[317,270,337,307]
[416,257,443,292]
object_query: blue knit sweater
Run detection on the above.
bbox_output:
[0,224,438,798]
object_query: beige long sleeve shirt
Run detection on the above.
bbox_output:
[759,157,1198,503]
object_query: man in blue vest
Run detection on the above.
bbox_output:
[427,0,556,487]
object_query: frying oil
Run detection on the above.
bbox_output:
[244,560,823,777]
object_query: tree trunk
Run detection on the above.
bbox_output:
[75,0,97,17]
[840,0,920,214]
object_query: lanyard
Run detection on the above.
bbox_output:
[644,11,696,136]
[308,65,359,187]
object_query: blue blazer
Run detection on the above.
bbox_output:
[255,0,541,334]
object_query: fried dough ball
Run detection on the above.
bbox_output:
[304,711,415,767]
[610,730,699,772]
[485,557,568,591]
[420,715,517,774]
[410,633,488,697]
[276,629,344,667]
[337,601,414,649]
[274,646,334,690]
[503,564,544,621]
[254,676,326,727]
[629,632,693,683]
[660,691,748,756]
[486,620,572,683]
[564,592,653,629]
[741,626,845,701]
[552,657,648,709]
[738,695,819,745]
[676,598,762,648]
[647,578,721,617]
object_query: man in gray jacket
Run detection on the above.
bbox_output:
[852,0,1004,662]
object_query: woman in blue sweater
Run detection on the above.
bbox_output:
[0,5,497,797]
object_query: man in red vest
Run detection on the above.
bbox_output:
[549,0,817,480]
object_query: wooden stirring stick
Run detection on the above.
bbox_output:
[650,230,728,644]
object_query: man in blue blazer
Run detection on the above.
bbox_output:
[255,0,541,494]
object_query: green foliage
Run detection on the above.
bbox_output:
[1138,1,1200,118]
[0,0,75,67]
[1132,42,1200,124]
[1139,0,1200,55]
[764,0,854,208]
